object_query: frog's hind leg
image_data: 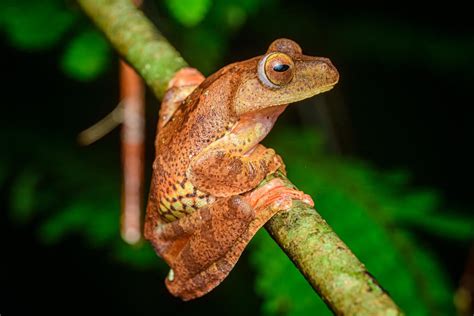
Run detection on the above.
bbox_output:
[158,67,205,129]
[146,195,256,300]
[166,178,313,300]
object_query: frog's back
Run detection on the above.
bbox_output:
[151,68,240,222]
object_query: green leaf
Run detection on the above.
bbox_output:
[164,0,212,27]
[0,0,77,50]
[61,30,110,80]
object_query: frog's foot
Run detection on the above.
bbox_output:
[246,178,314,211]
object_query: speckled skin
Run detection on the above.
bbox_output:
[144,39,339,300]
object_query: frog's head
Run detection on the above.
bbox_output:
[234,38,339,115]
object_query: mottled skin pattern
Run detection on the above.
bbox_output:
[144,39,339,300]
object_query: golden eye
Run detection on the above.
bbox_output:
[258,52,295,88]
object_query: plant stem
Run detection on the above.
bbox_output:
[77,0,403,314]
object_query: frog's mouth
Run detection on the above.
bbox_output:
[231,105,288,156]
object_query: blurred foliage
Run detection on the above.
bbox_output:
[2,0,472,79]
[0,0,110,80]
[0,0,77,49]
[163,0,274,74]
[3,130,161,270]
[61,29,110,80]
[164,0,212,27]
[0,0,271,78]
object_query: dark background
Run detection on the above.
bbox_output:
[2,1,473,315]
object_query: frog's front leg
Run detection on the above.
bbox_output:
[187,135,284,197]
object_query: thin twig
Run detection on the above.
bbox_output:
[78,102,124,146]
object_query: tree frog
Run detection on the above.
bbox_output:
[144,38,339,300]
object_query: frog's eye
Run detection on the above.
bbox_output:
[258,52,295,88]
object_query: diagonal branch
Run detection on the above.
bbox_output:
[77,0,403,314]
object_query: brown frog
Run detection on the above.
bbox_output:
[144,38,339,300]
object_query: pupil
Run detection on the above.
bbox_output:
[273,64,289,72]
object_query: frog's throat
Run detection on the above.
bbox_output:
[230,104,288,156]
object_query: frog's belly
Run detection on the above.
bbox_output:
[158,179,214,222]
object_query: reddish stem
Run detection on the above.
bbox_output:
[120,59,145,244]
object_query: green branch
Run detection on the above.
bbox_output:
[77,0,403,314]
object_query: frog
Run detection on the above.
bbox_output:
[144,38,339,300]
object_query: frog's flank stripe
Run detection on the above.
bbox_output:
[158,179,211,222]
